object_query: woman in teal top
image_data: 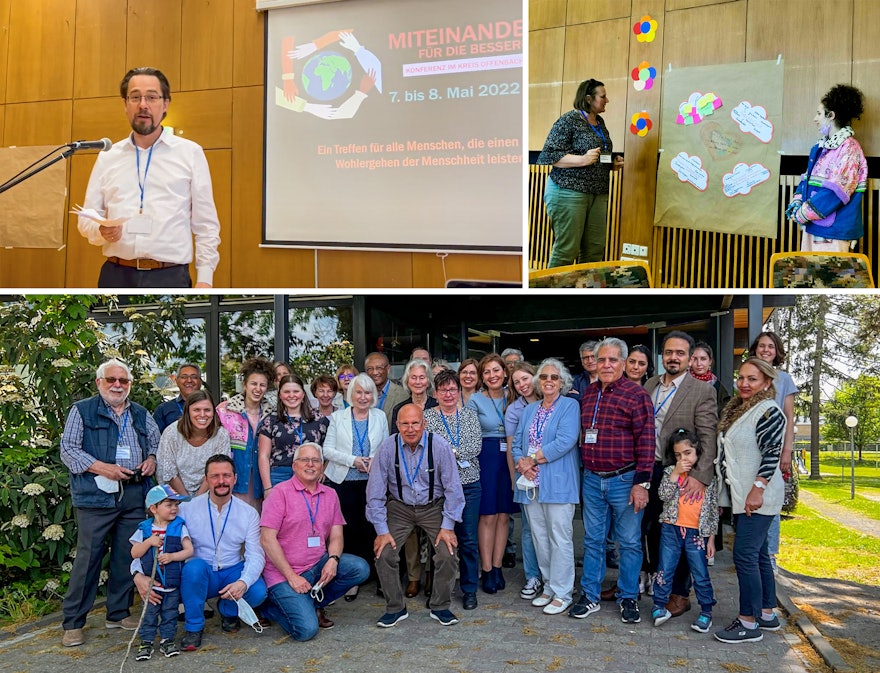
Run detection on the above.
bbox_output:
[467,353,518,594]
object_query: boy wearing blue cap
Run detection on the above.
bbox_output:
[130,484,193,660]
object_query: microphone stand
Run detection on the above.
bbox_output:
[0,145,77,195]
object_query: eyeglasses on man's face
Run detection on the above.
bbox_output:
[296,457,322,464]
[126,94,164,104]
[102,376,131,385]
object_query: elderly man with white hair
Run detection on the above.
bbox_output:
[60,358,161,647]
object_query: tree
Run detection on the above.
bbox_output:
[821,375,880,460]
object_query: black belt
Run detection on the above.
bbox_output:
[591,463,636,479]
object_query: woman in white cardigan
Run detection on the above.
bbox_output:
[322,372,389,600]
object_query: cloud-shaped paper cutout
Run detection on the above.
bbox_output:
[631,61,656,92]
[722,162,771,197]
[675,92,722,125]
[670,152,708,191]
[629,112,652,136]
[633,15,658,43]
[730,101,773,143]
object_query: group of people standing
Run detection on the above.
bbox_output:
[58,332,796,654]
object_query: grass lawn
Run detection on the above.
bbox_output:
[779,501,880,586]
[799,455,880,520]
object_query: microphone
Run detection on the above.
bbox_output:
[68,138,112,152]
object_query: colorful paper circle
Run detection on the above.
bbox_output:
[633,15,658,42]
[630,61,656,92]
[630,112,652,137]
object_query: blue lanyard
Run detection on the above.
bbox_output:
[135,143,155,214]
[398,435,425,489]
[299,489,321,535]
[352,415,369,456]
[589,390,603,429]
[535,398,557,443]
[440,410,460,449]
[579,110,608,151]
[489,394,506,430]
[208,497,233,563]
[117,409,130,446]
[653,384,676,415]
[287,414,303,444]
[176,398,184,415]
[377,382,389,410]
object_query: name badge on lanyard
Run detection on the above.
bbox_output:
[584,429,598,444]
[127,214,153,235]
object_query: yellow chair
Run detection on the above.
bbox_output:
[768,251,874,288]
[529,260,653,288]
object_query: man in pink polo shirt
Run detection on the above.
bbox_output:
[259,442,369,640]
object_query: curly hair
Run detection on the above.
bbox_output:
[239,357,275,385]
[822,84,864,127]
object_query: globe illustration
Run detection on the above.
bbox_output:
[302,51,353,101]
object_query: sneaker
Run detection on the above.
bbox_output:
[691,613,713,633]
[180,630,202,651]
[620,598,641,624]
[568,594,600,619]
[62,628,84,647]
[376,608,409,628]
[531,593,554,608]
[430,609,460,626]
[221,615,240,633]
[520,577,543,600]
[158,639,180,658]
[652,607,672,627]
[542,598,572,615]
[135,642,153,661]
[106,616,139,630]
[757,613,781,631]
[714,619,764,643]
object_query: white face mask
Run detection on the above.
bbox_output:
[235,597,263,633]
[515,474,537,501]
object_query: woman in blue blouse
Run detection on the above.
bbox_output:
[468,353,517,593]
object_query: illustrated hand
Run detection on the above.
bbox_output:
[435,529,458,556]
[291,43,317,60]
[283,79,299,102]
[338,31,362,52]
[373,533,395,559]
[304,103,336,119]
[358,69,376,94]
[289,574,311,594]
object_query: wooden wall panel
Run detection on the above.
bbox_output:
[560,20,630,155]
[73,0,127,99]
[64,154,104,288]
[852,0,880,156]
[205,150,232,288]
[233,0,265,87]
[529,0,566,30]
[72,97,131,144]
[181,0,234,92]
[165,89,233,150]
[126,0,182,88]
[528,27,565,151]
[746,0,852,155]
[411,253,522,287]
[0,247,66,287]
[6,0,75,103]
[4,100,72,145]
[663,0,745,68]
[665,0,732,10]
[0,1,11,103]
[567,0,631,24]
[317,251,413,288]
[229,85,316,288]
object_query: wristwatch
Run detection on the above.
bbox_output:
[636,481,650,490]
[328,554,341,562]
[753,480,766,490]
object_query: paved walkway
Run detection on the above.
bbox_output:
[0,516,810,673]
[798,489,880,539]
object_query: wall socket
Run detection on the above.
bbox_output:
[622,243,648,257]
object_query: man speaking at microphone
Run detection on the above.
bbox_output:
[77,67,220,288]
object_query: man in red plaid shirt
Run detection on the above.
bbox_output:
[569,337,655,625]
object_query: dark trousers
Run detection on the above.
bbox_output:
[62,484,144,629]
[732,513,776,619]
[644,461,690,593]
[376,498,458,613]
[328,479,375,579]
[456,482,482,594]
[138,588,180,643]
[98,261,192,288]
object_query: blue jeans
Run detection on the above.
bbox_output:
[138,588,180,643]
[733,513,776,619]
[652,525,715,614]
[181,560,268,633]
[457,482,482,593]
[262,553,369,641]
[270,466,293,487]
[520,506,540,581]
[579,469,643,602]
[767,512,780,555]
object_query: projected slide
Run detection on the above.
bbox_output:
[264,0,523,252]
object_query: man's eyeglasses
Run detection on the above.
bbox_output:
[177,374,201,380]
[126,94,164,104]
[296,457,323,464]
[102,377,131,385]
